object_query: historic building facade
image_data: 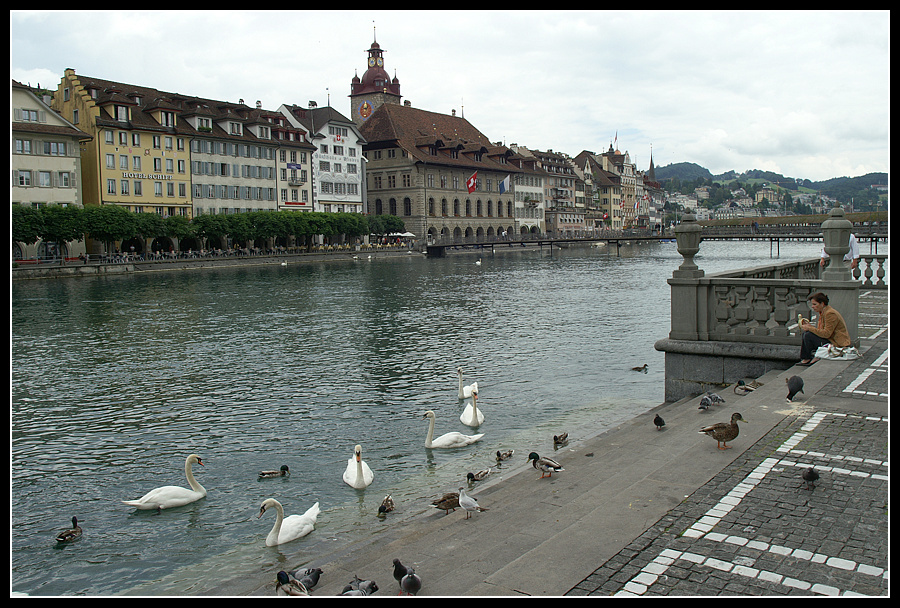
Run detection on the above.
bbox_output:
[12,79,92,259]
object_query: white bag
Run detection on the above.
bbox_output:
[814,344,859,360]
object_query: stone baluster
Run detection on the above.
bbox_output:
[821,203,852,281]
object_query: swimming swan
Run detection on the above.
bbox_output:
[258,498,320,547]
[122,454,206,512]
[342,444,374,489]
[459,390,484,427]
[457,367,478,400]
[422,410,484,449]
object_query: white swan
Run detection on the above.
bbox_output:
[457,367,478,400]
[342,444,374,489]
[459,390,484,427]
[422,410,484,449]
[122,454,207,512]
[258,498,320,547]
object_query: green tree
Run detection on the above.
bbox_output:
[164,215,194,242]
[82,205,137,255]
[191,213,229,242]
[12,204,44,246]
[40,205,84,263]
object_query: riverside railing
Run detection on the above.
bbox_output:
[655,204,884,402]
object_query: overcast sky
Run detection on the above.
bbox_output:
[11,10,889,183]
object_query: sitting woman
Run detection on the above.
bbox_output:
[799,292,852,365]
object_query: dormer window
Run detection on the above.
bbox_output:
[258,126,270,139]
[115,105,129,122]
[230,122,242,135]
[161,111,175,127]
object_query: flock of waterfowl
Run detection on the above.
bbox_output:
[49,363,816,596]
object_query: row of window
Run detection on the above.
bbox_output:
[110,154,186,174]
[14,139,73,156]
[191,161,276,180]
[108,179,187,198]
[318,161,358,174]
[106,130,185,151]
[191,184,277,201]
[319,182,360,195]
[190,138,275,159]
[14,170,75,187]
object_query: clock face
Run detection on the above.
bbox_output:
[376,57,383,67]
[358,100,373,121]
[368,57,375,67]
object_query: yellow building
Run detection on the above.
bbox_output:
[52,69,193,218]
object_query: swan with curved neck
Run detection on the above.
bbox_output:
[457,367,478,400]
[422,410,483,449]
[122,454,206,511]
[460,390,484,427]
[342,444,374,489]
[258,498,319,547]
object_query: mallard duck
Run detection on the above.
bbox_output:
[631,363,648,372]
[734,379,763,395]
[422,411,483,449]
[258,465,290,479]
[786,376,805,402]
[653,414,666,431]
[122,454,206,512]
[699,412,747,450]
[377,495,395,515]
[495,449,515,462]
[276,571,309,596]
[527,452,564,478]
[466,467,493,483]
[458,487,487,519]
[55,516,82,543]
[430,492,460,514]
[802,467,819,490]
[553,432,569,445]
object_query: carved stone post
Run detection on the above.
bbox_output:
[668,211,705,340]
[673,211,704,278]
[821,203,852,281]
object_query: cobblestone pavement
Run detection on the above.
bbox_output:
[568,289,889,597]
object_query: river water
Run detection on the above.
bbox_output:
[10,239,877,596]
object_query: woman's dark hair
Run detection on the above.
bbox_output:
[808,292,829,305]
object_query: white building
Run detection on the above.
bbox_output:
[279,104,367,214]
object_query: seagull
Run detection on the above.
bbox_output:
[786,376,805,402]
[802,467,819,490]
[698,395,712,410]
[458,487,487,519]
[653,414,666,430]
[706,392,726,404]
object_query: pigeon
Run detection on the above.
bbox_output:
[707,392,726,404]
[377,495,395,516]
[392,559,409,587]
[290,567,323,590]
[786,376,805,402]
[553,432,569,445]
[527,452,564,478]
[802,467,819,490]
[466,467,493,483]
[495,449,515,462]
[400,567,422,596]
[458,487,487,519]
[340,575,378,596]
[276,571,310,596]
[653,414,666,430]
[698,395,712,410]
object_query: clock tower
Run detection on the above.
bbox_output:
[350,36,402,127]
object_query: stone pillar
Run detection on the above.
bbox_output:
[668,211,705,340]
[821,203,852,281]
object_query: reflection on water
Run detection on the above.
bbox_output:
[11,240,856,595]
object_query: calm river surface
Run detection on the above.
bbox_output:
[11,239,871,596]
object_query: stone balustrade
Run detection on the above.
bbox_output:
[655,203,886,402]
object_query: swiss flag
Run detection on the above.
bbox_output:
[466,172,477,193]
